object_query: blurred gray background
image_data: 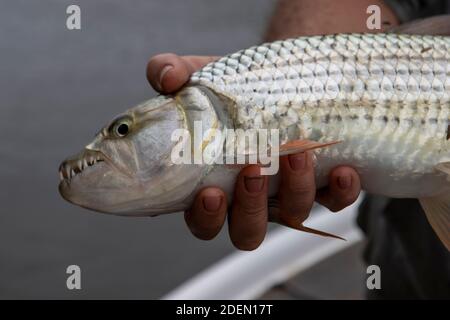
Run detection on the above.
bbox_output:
[0,0,276,299]
[5,0,449,300]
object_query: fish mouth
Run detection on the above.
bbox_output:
[58,149,105,182]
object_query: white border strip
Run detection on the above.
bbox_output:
[163,196,363,300]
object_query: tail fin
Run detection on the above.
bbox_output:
[418,162,450,251]
[419,196,450,251]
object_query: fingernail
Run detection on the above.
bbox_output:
[203,195,222,212]
[158,65,173,90]
[289,153,306,170]
[244,176,264,193]
[337,175,351,189]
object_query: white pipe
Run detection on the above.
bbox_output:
[163,196,364,300]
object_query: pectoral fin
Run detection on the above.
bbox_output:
[228,139,341,163]
[278,139,341,157]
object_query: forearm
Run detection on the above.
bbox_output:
[264,0,399,41]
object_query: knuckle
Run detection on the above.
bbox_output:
[280,203,311,222]
[279,183,315,219]
[286,188,315,210]
[286,177,314,196]
[239,200,266,216]
[237,194,266,216]
[287,203,312,219]
[289,183,311,196]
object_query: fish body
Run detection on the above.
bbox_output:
[59,33,450,248]
[189,33,450,199]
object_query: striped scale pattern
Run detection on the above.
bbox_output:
[190,34,450,176]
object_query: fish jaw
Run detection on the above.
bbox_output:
[58,148,139,214]
[58,147,211,215]
[58,87,227,216]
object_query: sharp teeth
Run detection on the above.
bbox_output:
[70,169,75,178]
[83,158,88,168]
[59,171,64,181]
[77,160,83,171]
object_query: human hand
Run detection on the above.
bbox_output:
[146,54,361,250]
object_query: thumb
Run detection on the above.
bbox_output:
[146,54,218,93]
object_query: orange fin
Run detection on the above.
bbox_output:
[287,221,346,240]
[268,205,346,240]
[277,139,341,157]
[226,139,340,164]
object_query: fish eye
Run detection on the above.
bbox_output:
[109,117,132,138]
[116,123,129,136]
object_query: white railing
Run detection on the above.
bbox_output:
[163,196,363,300]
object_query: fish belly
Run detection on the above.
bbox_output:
[305,101,450,198]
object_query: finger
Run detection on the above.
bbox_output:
[315,166,361,212]
[229,165,268,251]
[184,187,227,240]
[146,54,218,94]
[278,152,316,224]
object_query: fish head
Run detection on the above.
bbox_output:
[58,93,213,216]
